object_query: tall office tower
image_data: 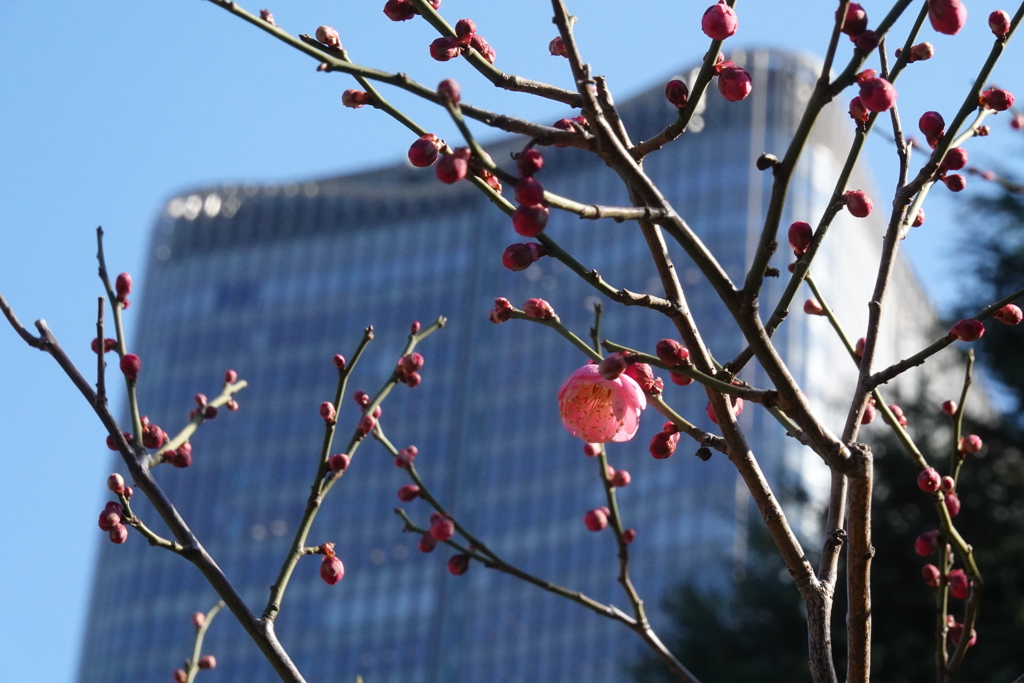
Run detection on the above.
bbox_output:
[78,50,946,683]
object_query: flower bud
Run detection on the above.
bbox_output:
[717,65,752,102]
[582,443,601,457]
[315,25,341,48]
[919,111,945,139]
[948,568,969,599]
[960,434,983,454]
[911,208,925,227]
[173,670,187,683]
[397,484,421,502]
[649,431,680,459]
[341,90,371,109]
[861,402,876,425]
[549,36,568,57]
[437,78,461,104]
[98,509,121,532]
[838,2,868,36]
[611,470,631,487]
[928,0,967,35]
[408,134,440,168]
[119,353,141,381]
[669,371,694,386]
[803,298,825,316]
[514,177,546,206]
[945,491,961,517]
[855,30,879,52]
[512,204,549,237]
[259,9,275,25]
[489,298,513,324]
[909,42,935,62]
[418,534,437,553]
[989,9,1011,37]
[383,0,416,21]
[448,554,470,575]
[942,173,966,192]
[980,88,1015,112]
[358,414,376,435]
[328,453,350,472]
[320,555,345,585]
[922,564,941,588]
[399,353,424,375]
[993,303,1023,325]
[430,516,455,541]
[858,76,897,113]
[523,298,555,320]
[941,399,957,416]
[949,318,984,342]
[917,467,941,492]
[701,1,738,40]
[849,96,870,122]
[788,221,813,256]
[623,362,657,393]
[665,79,689,108]
[502,242,547,271]
[656,339,690,367]
[198,656,216,670]
[109,524,129,544]
[191,612,206,629]
[516,149,544,177]
[319,401,336,423]
[107,473,125,493]
[115,272,132,302]
[940,476,955,493]
[940,147,968,171]
[583,508,609,531]
[622,528,637,544]
[91,337,117,354]
[599,354,628,380]
[844,190,873,217]
[395,445,417,467]
[469,34,496,64]
[436,153,469,184]
[914,529,940,556]
[949,622,977,648]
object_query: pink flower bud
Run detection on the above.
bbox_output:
[849,96,870,122]
[549,36,568,57]
[919,111,945,139]
[437,78,461,104]
[429,36,459,62]
[107,473,125,493]
[940,476,955,493]
[912,208,925,227]
[701,1,738,40]
[449,18,476,45]
[328,453,350,472]
[949,318,984,341]
[436,153,468,184]
[514,177,546,206]
[109,524,129,544]
[945,491,961,517]
[989,10,1011,37]
[173,669,187,683]
[194,393,208,407]
[855,30,879,52]
[394,446,417,467]
[399,353,424,374]
[940,147,967,171]
[469,34,496,64]
[655,339,690,367]
[418,534,437,553]
[578,444,599,459]
[993,303,1023,325]
[914,529,940,556]
[341,89,371,109]
[383,0,415,22]
[668,371,693,386]
[649,431,680,459]
[583,508,609,531]
[115,272,132,302]
[119,353,141,381]
[447,554,470,575]
[517,149,544,177]
[512,204,549,237]
[223,369,238,385]
[861,402,876,425]
[372,405,382,419]
[402,371,423,387]
[320,555,345,585]
[665,79,690,108]
[922,564,941,588]
[941,400,957,417]
[91,337,117,353]
[397,484,420,502]
[929,0,967,35]
[523,298,555,320]
[858,77,897,113]
[918,467,941,492]
[622,528,637,544]
[803,298,825,316]
[942,173,966,192]
[192,612,206,628]
[319,401,336,423]
[620,362,655,394]
[430,516,455,541]
[788,221,813,256]
[259,9,275,25]
[717,65,752,102]
[315,25,341,48]
[706,397,744,424]
[960,434,983,454]
[502,242,547,271]
[948,568,969,598]
[408,134,440,168]
[910,42,935,61]
[838,2,869,36]
[980,88,1014,112]
[949,622,977,647]
[357,414,376,435]
[611,470,631,487]
[844,190,873,217]
[854,338,866,359]
[98,509,121,532]
[198,655,216,670]
[354,391,370,406]
[596,354,627,381]
[489,298,513,324]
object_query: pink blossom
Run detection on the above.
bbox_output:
[558,364,646,443]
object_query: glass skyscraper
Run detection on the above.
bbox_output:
[78,50,945,683]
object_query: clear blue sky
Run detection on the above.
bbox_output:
[1,2,1021,682]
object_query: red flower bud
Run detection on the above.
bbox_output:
[665,79,690,108]
[408,134,440,168]
[941,400,958,417]
[353,391,370,406]
[788,221,813,255]
[989,9,1011,37]
[192,612,206,628]
[358,414,376,435]
[922,564,941,588]
[919,111,945,139]
[142,423,167,449]
[803,298,825,316]
[259,9,275,25]
[701,1,738,40]
[599,354,628,380]
[514,177,546,206]
[502,242,547,271]
[622,528,637,544]
[173,670,187,683]
[436,153,469,184]
[949,622,977,648]
[91,337,117,353]
[844,190,873,217]
[912,208,926,227]
[418,534,437,553]
[512,204,549,237]
[854,337,866,358]
[109,524,129,544]
[198,656,216,670]
[940,147,967,171]
[623,362,657,393]
[399,353,424,374]
[517,149,544,177]
[397,484,421,502]
[669,371,694,386]
[341,90,371,109]
[918,467,941,492]
[328,453,350,472]
[437,78,461,104]
[945,491,961,517]
[315,26,341,48]
[980,88,1014,112]
[861,402,876,425]
[429,36,460,62]
[942,173,966,192]
[948,568,969,599]
[838,2,869,36]
[549,36,568,57]
[849,96,870,122]
[855,30,879,52]
[656,339,690,366]
[717,65,752,102]
[949,318,984,341]
[914,529,940,556]
[98,509,121,532]
[469,34,496,64]
[858,77,897,113]
[583,508,609,531]
[383,0,415,21]
[454,18,476,45]
[115,272,132,302]
[489,297,513,324]
[910,42,935,61]
[319,401,337,423]
[320,555,345,585]
[993,303,1023,325]
[119,353,141,381]
[448,554,471,575]
[523,298,555,320]
[430,516,455,541]
[941,476,955,493]
[107,473,125,493]
[960,434,983,454]
[706,397,744,424]
[649,431,680,459]
[611,470,631,487]
[928,0,967,35]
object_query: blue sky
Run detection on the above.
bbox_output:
[1,2,1021,681]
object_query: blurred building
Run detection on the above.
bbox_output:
[77,50,946,683]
